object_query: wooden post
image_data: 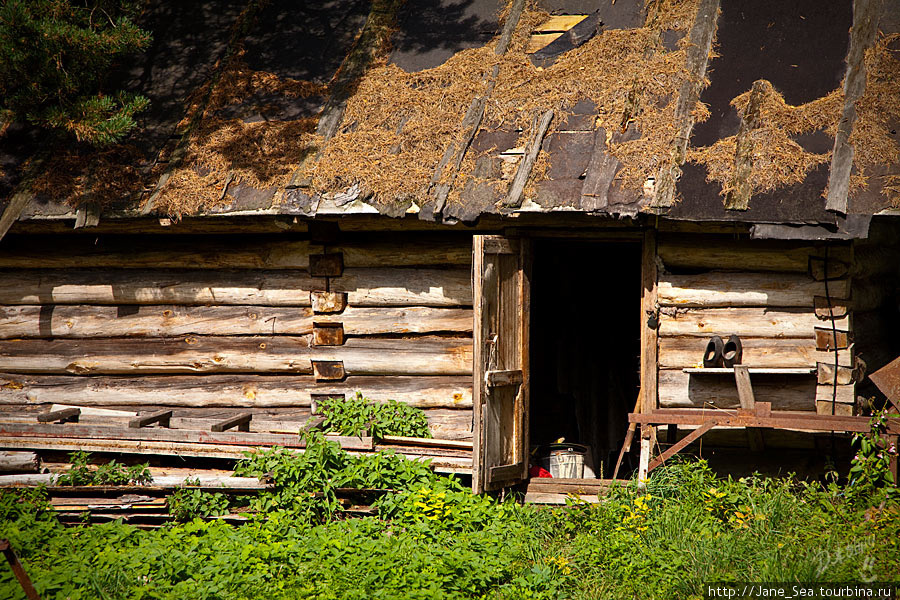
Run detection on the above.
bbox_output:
[0,539,40,600]
[638,229,658,485]
[734,365,765,451]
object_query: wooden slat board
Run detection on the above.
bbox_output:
[0,237,471,269]
[0,374,474,408]
[0,305,472,338]
[0,336,473,375]
[659,272,850,307]
[659,337,853,369]
[659,307,848,338]
[0,268,472,306]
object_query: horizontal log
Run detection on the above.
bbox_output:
[0,374,474,408]
[659,272,849,307]
[0,473,268,489]
[0,336,473,375]
[0,437,474,471]
[659,307,848,338]
[0,423,374,450]
[0,268,472,307]
[658,237,850,273]
[658,369,817,410]
[0,305,472,338]
[335,268,472,306]
[0,237,471,269]
[659,337,854,369]
[0,451,40,473]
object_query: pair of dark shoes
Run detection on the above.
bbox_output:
[703,335,743,368]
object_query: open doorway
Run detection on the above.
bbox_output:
[529,239,642,479]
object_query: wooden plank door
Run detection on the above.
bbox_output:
[472,235,531,493]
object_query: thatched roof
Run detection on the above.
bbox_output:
[1,0,899,235]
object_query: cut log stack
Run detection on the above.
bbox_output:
[0,231,476,449]
[657,235,856,432]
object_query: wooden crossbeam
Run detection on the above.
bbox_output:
[0,539,40,600]
[647,420,715,473]
[128,410,172,429]
[37,407,80,424]
[629,409,900,435]
[210,412,252,432]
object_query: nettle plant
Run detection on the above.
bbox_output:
[848,407,900,501]
[55,451,152,486]
[318,392,431,440]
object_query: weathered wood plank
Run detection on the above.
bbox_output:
[0,268,472,306]
[0,238,470,269]
[659,307,847,338]
[659,337,853,369]
[658,370,816,410]
[657,238,850,272]
[0,336,473,375]
[814,383,856,405]
[659,272,849,307]
[334,268,473,306]
[0,374,474,408]
[0,305,472,338]
[642,230,659,413]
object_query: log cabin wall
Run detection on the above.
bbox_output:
[656,234,854,419]
[0,231,475,440]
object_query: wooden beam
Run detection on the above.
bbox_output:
[659,307,848,338]
[629,409,898,435]
[0,451,40,473]
[659,336,853,369]
[724,80,766,210]
[0,192,33,243]
[0,422,373,450]
[647,421,715,472]
[485,369,523,387]
[734,365,765,451]
[128,410,172,428]
[503,110,554,209]
[0,538,40,600]
[0,304,472,339]
[658,238,851,273]
[311,291,347,313]
[0,267,472,307]
[658,369,817,410]
[658,272,849,308]
[210,412,252,432]
[0,336,473,375]
[651,0,719,208]
[308,253,344,277]
[37,407,80,424]
[641,229,658,415]
[825,0,881,214]
[0,238,470,269]
[0,373,474,408]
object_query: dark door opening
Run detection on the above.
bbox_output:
[529,239,642,479]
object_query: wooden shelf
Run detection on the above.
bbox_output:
[682,367,815,375]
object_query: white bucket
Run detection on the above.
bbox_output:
[539,443,588,478]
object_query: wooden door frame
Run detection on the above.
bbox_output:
[471,227,657,492]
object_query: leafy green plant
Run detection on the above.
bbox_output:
[55,451,151,486]
[167,479,232,521]
[318,392,431,440]
[847,407,899,503]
